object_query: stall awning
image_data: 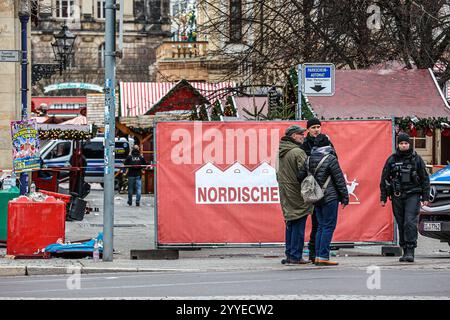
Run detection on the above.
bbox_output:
[119,81,236,117]
[307,69,450,119]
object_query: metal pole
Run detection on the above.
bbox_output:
[103,0,117,261]
[391,116,399,245]
[153,121,158,249]
[296,64,302,120]
[19,14,29,195]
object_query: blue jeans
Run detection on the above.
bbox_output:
[315,200,339,260]
[128,176,142,205]
[285,216,308,262]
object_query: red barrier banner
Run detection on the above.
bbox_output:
[156,120,394,246]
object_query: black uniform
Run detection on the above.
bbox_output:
[380,147,430,250]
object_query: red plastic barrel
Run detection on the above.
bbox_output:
[7,196,65,257]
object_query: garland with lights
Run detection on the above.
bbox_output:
[395,117,450,137]
[38,128,96,141]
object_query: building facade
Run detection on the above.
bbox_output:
[0,0,26,170]
[31,0,172,95]
[154,0,246,84]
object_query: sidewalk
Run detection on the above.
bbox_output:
[1,186,449,276]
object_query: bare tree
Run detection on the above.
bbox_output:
[198,0,449,87]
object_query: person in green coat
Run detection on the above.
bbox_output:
[276,125,312,265]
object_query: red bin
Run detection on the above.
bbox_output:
[7,196,65,257]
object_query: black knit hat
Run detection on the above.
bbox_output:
[307,118,321,129]
[398,132,411,144]
[314,134,331,147]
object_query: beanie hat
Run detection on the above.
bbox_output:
[398,132,411,144]
[314,134,331,147]
[307,118,321,129]
[285,125,306,137]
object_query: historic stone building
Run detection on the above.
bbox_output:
[31,0,172,95]
[154,0,243,84]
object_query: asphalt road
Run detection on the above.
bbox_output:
[1,268,449,300]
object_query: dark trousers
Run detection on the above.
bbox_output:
[308,209,318,257]
[315,200,339,260]
[285,216,308,262]
[392,193,421,248]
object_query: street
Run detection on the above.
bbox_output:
[0,268,449,299]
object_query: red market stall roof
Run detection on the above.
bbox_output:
[307,69,450,119]
[447,81,450,100]
[120,80,236,117]
[144,79,210,115]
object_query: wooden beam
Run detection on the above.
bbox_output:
[115,119,143,142]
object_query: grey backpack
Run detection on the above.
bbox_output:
[301,155,331,204]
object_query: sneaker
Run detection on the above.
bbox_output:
[136,203,140,207]
[281,258,290,265]
[315,259,339,266]
[127,201,132,206]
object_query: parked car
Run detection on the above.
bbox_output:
[419,165,450,246]
[39,137,132,187]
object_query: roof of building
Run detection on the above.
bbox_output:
[307,69,450,119]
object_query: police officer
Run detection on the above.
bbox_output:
[380,132,430,262]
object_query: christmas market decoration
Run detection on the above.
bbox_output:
[395,117,450,135]
[223,96,237,117]
[210,100,223,121]
[189,104,209,121]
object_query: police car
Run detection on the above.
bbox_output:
[419,165,450,246]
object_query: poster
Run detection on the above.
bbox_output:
[11,119,40,173]
[156,120,394,246]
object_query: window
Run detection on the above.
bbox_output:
[412,136,427,149]
[98,43,105,68]
[96,0,106,19]
[55,0,75,18]
[397,130,429,150]
[45,142,71,159]
[229,0,243,43]
[82,142,104,159]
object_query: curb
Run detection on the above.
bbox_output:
[82,267,138,274]
[26,266,80,276]
[0,266,27,276]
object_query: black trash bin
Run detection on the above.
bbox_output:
[67,196,87,221]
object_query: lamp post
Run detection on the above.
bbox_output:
[18,0,31,195]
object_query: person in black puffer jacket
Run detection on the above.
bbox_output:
[301,118,337,263]
[298,134,349,266]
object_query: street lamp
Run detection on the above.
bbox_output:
[51,23,76,75]
[32,23,77,85]
[18,0,31,195]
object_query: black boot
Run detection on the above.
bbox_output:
[399,247,407,262]
[405,246,415,263]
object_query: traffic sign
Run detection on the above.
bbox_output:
[0,50,20,62]
[302,63,335,96]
